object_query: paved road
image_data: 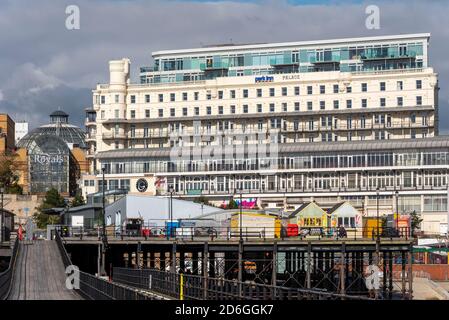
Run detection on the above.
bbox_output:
[8,241,82,300]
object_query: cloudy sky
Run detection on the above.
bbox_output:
[0,0,448,132]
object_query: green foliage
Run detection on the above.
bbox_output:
[227,198,238,209]
[71,193,85,207]
[0,153,22,194]
[410,210,423,236]
[33,188,66,228]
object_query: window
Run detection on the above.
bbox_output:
[397,81,403,91]
[282,87,288,96]
[115,94,119,103]
[269,88,275,97]
[320,85,325,94]
[361,83,367,92]
[397,97,403,106]
[333,100,339,109]
[145,94,150,103]
[380,82,386,91]
[410,114,416,123]
[346,100,352,109]
[145,109,150,118]
[269,103,275,112]
[243,89,249,98]
[411,130,416,139]
[320,101,325,110]
[114,109,119,119]
[158,109,163,117]
[206,93,211,100]
[333,84,339,93]
[207,106,211,115]
[307,86,313,95]
[294,86,300,96]
[346,86,352,93]
[130,95,136,104]
[230,105,236,114]
[170,93,176,102]
[101,110,105,119]
[257,89,262,97]
[380,98,386,107]
[307,101,313,111]
[130,110,136,118]
[217,91,223,100]
[416,80,422,89]
[294,102,300,111]
[183,92,188,101]
[361,99,367,108]
[257,104,262,113]
[101,95,105,104]
[416,96,422,106]
[282,103,287,112]
[170,108,175,117]
[194,92,199,100]
[159,94,163,102]
[243,105,248,113]
[230,90,236,99]
[183,108,188,116]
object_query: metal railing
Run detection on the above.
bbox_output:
[0,238,19,300]
[112,267,372,300]
[58,224,411,242]
[54,231,161,300]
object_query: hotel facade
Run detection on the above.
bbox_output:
[83,33,449,234]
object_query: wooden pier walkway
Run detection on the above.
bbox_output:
[8,241,82,300]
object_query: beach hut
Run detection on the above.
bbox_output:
[328,202,361,229]
[288,202,328,231]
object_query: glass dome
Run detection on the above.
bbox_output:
[17,111,87,149]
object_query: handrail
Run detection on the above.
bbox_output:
[54,231,160,300]
[0,238,20,300]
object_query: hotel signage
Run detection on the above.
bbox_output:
[255,75,274,83]
[32,154,64,165]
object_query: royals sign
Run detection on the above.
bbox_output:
[32,154,65,165]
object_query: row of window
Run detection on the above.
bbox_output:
[116,96,425,119]
[98,80,424,105]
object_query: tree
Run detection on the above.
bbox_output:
[71,193,85,207]
[0,152,23,194]
[193,195,210,206]
[410,210,423,236]
[227,198,238,209]
[33,188,66,228]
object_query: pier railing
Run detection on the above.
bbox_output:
[0,238,19,300]
[112,267,372,300]
[57,225,411,242]
[55,232,162,300]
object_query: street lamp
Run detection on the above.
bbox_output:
[237,188,243,241]
[1,187,4,243]
[395,190,399,236]
[168,185,174,238]
[376,187,380,240]
[100,166,108,276]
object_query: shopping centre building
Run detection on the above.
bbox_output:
[82,33,449,234]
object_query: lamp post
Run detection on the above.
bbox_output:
[100,166,107,276]
[1,187,4,243]
[395,190,399,236]
[376,187,380,240]
[168,185,174,238]
[239,189,243,241]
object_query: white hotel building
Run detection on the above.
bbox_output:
[83,33,449,234]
